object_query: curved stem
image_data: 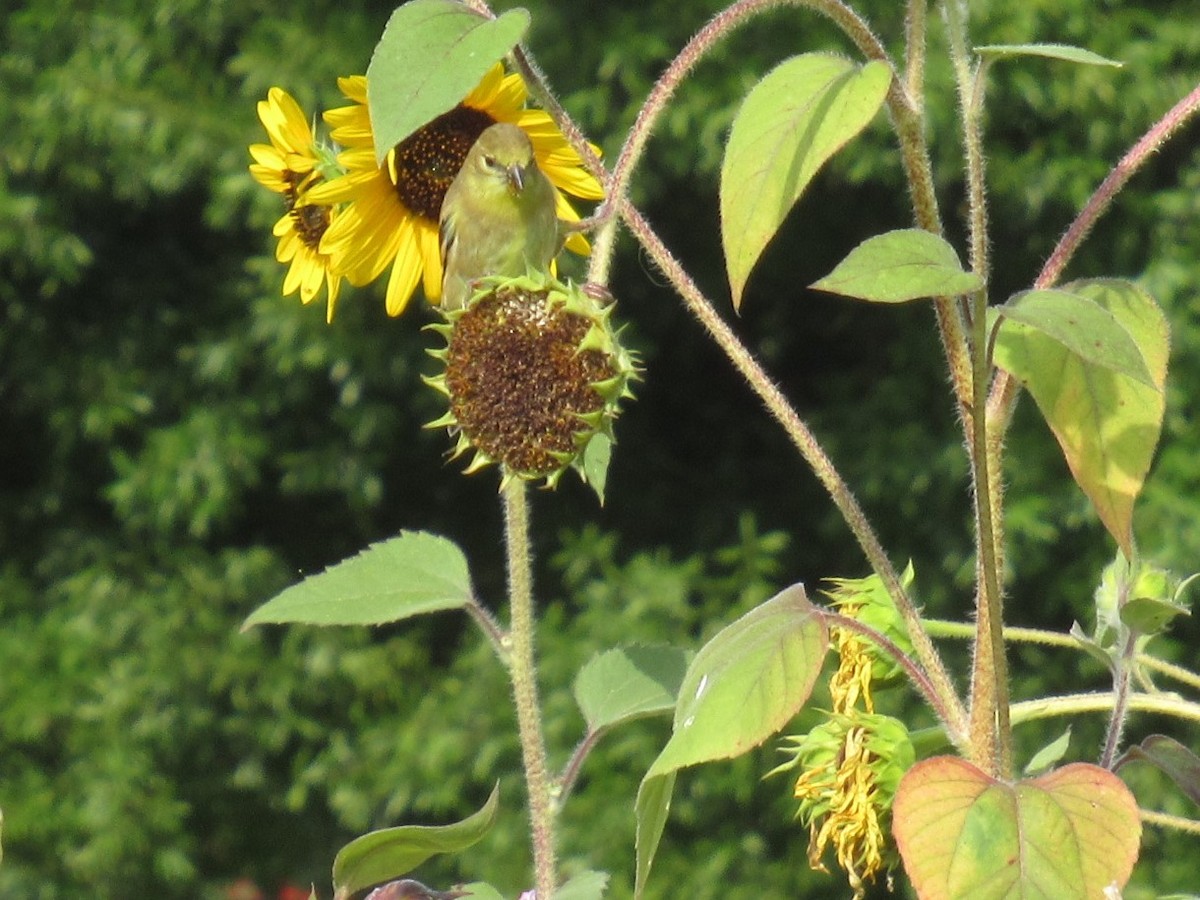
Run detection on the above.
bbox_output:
[825,612,952,726]
[925,617,1200,693]
[556,729,602,809]
[1140,809,1200,837]
[988,79,1200,430]
[502,480,557,898]
[622,199,969,749]
[1011,691,1200,728]
[465,596,508,660]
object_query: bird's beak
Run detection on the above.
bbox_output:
[506,162,527,194]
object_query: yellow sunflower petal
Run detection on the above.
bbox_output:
[337,75,368,103]
[385,216,423,316]
[555,193,592,256]
[415,217,443,301]
[462,63,505,111]
[324,272,342,323]
[305,166,378,205]
[486,70,528,117]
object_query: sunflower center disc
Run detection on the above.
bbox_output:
[389,105,495,220]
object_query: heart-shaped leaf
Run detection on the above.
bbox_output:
[721,53,891,309]
[367,0,531,165]
[243,531,472,628]
[332,785,499,897]
[574,645,688,733]
[893,757,1140,900]
[992,278,1168,555]
[812,229,982,303]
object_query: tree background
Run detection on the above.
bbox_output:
[1,0,1197,897]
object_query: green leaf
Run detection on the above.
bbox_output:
[893,758,1141,900]
[579,432,612,506]
[648,584,827,775]
[367,0,531,165]
[994,289,1154,386]
[557,870,610,900]
[634,770,676,900]
[721,53,891,309]
[811,229,982,303]
[1117,735,1200,805]
[1120,596,1189,635]
[242,531,472,629]
[976,43,1123,67]
[332,785,499,897]
[992,279,1168,555]
[635,586,827,897]
[573,645,688,732]
[457,884,504,900]
[1023,727,1072,776]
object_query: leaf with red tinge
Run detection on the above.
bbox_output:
[893,757,1140,900]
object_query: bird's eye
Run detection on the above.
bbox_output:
[482,154,499,169]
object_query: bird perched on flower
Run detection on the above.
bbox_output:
[439,122,559,311]
[364,878,468,900]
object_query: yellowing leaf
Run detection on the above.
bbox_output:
[992,279,1168,555]
[720,53,891,309]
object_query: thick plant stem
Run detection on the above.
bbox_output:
[944,0,1012,776]
[502,479,557,898]
[622,200,969,748]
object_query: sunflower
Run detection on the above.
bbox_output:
[307,64,604,317]
[248,87,345,322]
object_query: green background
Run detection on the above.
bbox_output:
[1,0,1198,896]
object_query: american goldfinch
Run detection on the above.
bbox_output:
[438,122,559,311]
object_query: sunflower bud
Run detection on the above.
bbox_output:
[424,273,637,494]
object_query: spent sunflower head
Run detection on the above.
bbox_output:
[424,273,636,493]
[781,714,915,899]
[248,87,345,322]
[306,63,603,318]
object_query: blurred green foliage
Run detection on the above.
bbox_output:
[0,0,1197,897]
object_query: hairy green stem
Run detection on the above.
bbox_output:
[1100,560,1139,769]
[1011,691,1200,728]
[943,0,1011,776]
[502,480,557,898]
[622,199,969,748]
[926,617,1200,692]
[904,0,927,107]
[1140,810,1200,837]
